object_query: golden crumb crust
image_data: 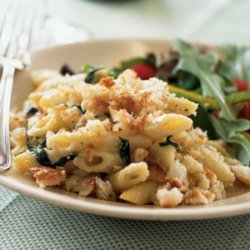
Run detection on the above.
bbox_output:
[9,69,250,207]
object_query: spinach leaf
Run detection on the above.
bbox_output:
[74,105,87,114]
[25,124,52,167]
[159,136,178,148]
[32,147,52,167]
[55,154,77,166]
[26,120,77,167]
[119,138,130,165]
[26,107,38,116]
[172,39,235,121]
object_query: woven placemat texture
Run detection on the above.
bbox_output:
[0,186,249,250]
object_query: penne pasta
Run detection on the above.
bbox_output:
[10,68,249,208]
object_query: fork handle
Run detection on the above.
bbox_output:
[0,64,15,172]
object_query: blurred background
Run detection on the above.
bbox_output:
[1,0,250,48]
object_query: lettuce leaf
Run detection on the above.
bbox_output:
[210,116,250,165]
[172,39,235,121]
[172,39,250,165]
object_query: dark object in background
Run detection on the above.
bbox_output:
[156,57,179,82]
[60,64,76,75]
[145,52,157,67]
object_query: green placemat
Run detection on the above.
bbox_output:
[0,186,249,250]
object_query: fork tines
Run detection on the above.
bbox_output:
[0,2,37,67]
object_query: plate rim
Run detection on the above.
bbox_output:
[1,173,250,220]
[1,38,250,220]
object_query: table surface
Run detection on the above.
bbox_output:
[0,0,250,249]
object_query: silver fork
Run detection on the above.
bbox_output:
[0,4,34,172]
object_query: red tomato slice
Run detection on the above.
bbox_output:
[131,63,157,80]
[239,100,250,120]
[233,79,249,91]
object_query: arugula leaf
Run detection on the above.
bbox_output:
[210,116,250,165]
[219,45,250,81]
[119,138,130,165]
[172,39,235,121]
[200,73,236,120]
[171,40,250,165]
[228,133,250,165]
[209,117,250,138]
[159,136,178,147]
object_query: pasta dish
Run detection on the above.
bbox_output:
[10,40,250,207]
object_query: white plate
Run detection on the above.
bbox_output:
[0,38,250,220]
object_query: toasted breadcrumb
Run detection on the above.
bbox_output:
[30,167,65,188]
[231,165,250,185]
[184,188,215,205]
[132,148,149,163]
[10,69,250,208]
[99,77,115,88]
[148,165,166,183]
[65,175,95,196]
[94,177,116,201]
[156,187,184,207]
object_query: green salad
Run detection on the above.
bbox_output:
[62,39,250,166]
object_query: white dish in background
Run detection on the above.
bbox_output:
[0,39,249,220]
